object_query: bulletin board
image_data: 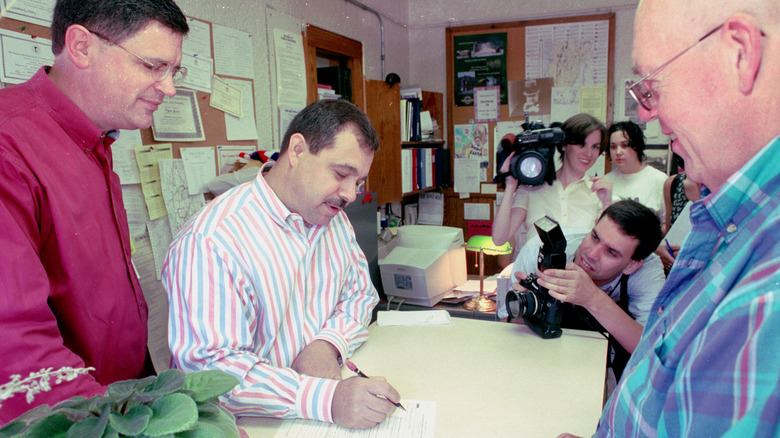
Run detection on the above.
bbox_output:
[0,15,258,161]
[445,13,616,190]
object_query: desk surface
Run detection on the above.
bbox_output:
[239,318,608,438]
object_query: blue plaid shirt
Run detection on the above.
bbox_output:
[596,135,780,437]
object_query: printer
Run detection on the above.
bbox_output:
[379,225,467,306]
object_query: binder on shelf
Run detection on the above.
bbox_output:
[425,149,433,189]
[409,98,422,141]
[411,148,419,191]
[401,149,413,194]
[416,148,425,189]
[400,98,409,141]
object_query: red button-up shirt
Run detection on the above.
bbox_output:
[0,67,151,422]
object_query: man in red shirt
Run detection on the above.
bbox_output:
[0,0,188,422]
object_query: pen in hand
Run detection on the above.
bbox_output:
[665,238,675,258]
[345,360,406,411]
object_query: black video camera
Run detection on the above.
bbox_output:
[496,115,564,186]
[505,216,567,339]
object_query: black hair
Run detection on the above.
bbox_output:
[280,100,380,156]
[599,199,663,260]
[557,113,607,161]
[51,0,189,55]
[608,121,647,162]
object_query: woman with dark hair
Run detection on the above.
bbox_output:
[605,121,667,221]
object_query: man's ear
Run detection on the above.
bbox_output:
[723,14,763,94]
[286,133,308,167]
[622,258,643,276]
[62,25,94,69]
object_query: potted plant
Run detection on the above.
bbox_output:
[0,367,243,437]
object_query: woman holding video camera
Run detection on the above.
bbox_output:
[493,113,613,264]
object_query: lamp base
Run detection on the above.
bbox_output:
[463,295,496,312]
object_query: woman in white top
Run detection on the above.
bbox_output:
[605,121,668,222]
[493,113,613,263]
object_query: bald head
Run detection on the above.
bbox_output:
[633,0,780,191]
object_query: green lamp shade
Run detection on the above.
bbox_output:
[466,235,512,256]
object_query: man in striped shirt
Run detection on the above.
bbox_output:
[560,0,780,436]
[162,100,401,429]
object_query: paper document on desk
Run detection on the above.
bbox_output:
[377,310,451,326]
[274,399,435,438]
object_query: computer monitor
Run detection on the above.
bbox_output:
[379,225,467,306]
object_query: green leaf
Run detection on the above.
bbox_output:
[7,404,52,426]
[196,408,240,438]
[51,396,89,411]
[143,393,198,437]
[173,422,226,438]
[100,425,119,438]
[108,405,152,435]
[106,375,156,397]
[183,370,239,402]
[22,413,73,438]
[64,417,105,438]
[196,400,222,416]
[0,421,26,438]
[143,369,186,396]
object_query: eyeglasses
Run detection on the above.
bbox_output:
[626,24,723,111]
[89,30,187,85]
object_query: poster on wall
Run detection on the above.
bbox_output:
[453,33,507,107]
[454,124,489,182]
[508,78,553,119]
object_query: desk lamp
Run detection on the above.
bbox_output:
[463,235,511,312]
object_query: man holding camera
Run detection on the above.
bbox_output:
[509,200,664,370]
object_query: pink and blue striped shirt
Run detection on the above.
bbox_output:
[162,170,378,422]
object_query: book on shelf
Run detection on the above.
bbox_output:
[400,147,450,193]
[317,66,351,102]
[401,148,413,194]
[317,85,341,100]
[400,98,422,141]
[400,86,422,100]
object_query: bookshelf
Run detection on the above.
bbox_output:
[365,79,447,204]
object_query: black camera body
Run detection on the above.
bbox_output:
[505,216,567,339]
[496,117,564,186]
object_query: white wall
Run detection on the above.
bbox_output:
[173,0,660,148]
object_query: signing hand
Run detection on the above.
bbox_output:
[332,376,401,429]
[291,340,342,380]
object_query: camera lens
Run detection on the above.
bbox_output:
[510,149,548,186]
[517,155,543,179]
[506,290,540,318]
